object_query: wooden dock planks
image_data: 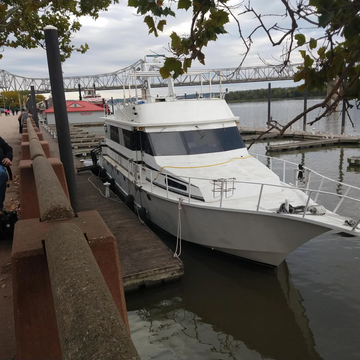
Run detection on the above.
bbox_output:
[348,156,360,167]
[75,171,184,292]
[266,138,340,152]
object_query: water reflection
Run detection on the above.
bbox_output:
[127,240,322,360]
[325,110,342,135]
[337,148,344,194]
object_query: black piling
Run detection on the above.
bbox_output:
[303,88,308,131]
[30,85,39,128]
[44,25,78,212]
[267,83,271,128]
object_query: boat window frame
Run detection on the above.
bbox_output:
[145,126,245,156]
[182,128,222,155]
[109,125,120,143]
[213,127,246,151]
[122,128,141,150]
[141,132,154,156]
[165,177,187,191]
[148,131,188,156]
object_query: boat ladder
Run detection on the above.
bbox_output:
[212,178,236,199]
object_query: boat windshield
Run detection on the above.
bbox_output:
[147,127,245,156]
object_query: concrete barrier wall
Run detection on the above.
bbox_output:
[19,158,70,220]
[21,141,51,160]
[21,132,43,141]
[46,223,139,359]
[13,120,137,359]
[32,156,75,221]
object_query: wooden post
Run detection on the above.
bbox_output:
[267,83,271,128]
[303,88,308,131]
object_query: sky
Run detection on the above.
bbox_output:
[0,0,319,99]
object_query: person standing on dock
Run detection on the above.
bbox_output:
[0,136,13,213]
[18,108,31,134]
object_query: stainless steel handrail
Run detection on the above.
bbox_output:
[132,162,360,215]
[118,156,360,228]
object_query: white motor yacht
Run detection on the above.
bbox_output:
[97,56,360,266]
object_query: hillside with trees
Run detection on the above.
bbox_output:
[225,87,327,103]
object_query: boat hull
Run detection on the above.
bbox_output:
[100,159,330,266]
[136,192,330,266]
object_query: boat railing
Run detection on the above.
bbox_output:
[252,153,360,207]
[130,161,360,228]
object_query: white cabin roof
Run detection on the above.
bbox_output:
[109,98,238,127]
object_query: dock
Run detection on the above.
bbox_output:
[266,137,360,152]
[238,126,360,152]
[44,124,104,157]
[266,138,339,152]
[75,171,184,291]
[348,156,360,167]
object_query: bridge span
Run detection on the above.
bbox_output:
[0,58,301,93]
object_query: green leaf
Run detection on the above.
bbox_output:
[162,57,184,79]
[197,52,205,65]
[317,46,326,59]
[304,54,314,68]
[157,19,166,32]
[128,0,139,7]
[144,15,157,36]
[170,32,181,49]
[308,0,319,6]
[319,11,334,27]
[293,69,304,83]
[159,67,170,79]
[178,0,191,10]
[299,50,306,59]
[309,38,317,49]
[295,33,306,46]
[183,58,192,72]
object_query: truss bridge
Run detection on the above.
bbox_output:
[0,59,301,93]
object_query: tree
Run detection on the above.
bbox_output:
[0,0,118,61]
[0,91,45,109]
[129,0,360,135]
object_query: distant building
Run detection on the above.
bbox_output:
[44,100,105,125]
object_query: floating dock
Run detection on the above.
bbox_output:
[266,138,339,152]
[238,126,360,152]
[348,156,360,167]
[45,124,104,156]
[266,137,360,152]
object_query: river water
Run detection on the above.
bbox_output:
[123,99,360,360]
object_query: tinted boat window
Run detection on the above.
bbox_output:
[165,178,187,191]
[214,127,245,151]
[110,125,120,143]
[118,128,125,146]
[150,132,187,156]
[141,132,154,155]
[123,129,140,150]
[182,129,221,154]
[147,127,245,156]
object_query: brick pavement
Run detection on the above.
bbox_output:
[0,113,21,359]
